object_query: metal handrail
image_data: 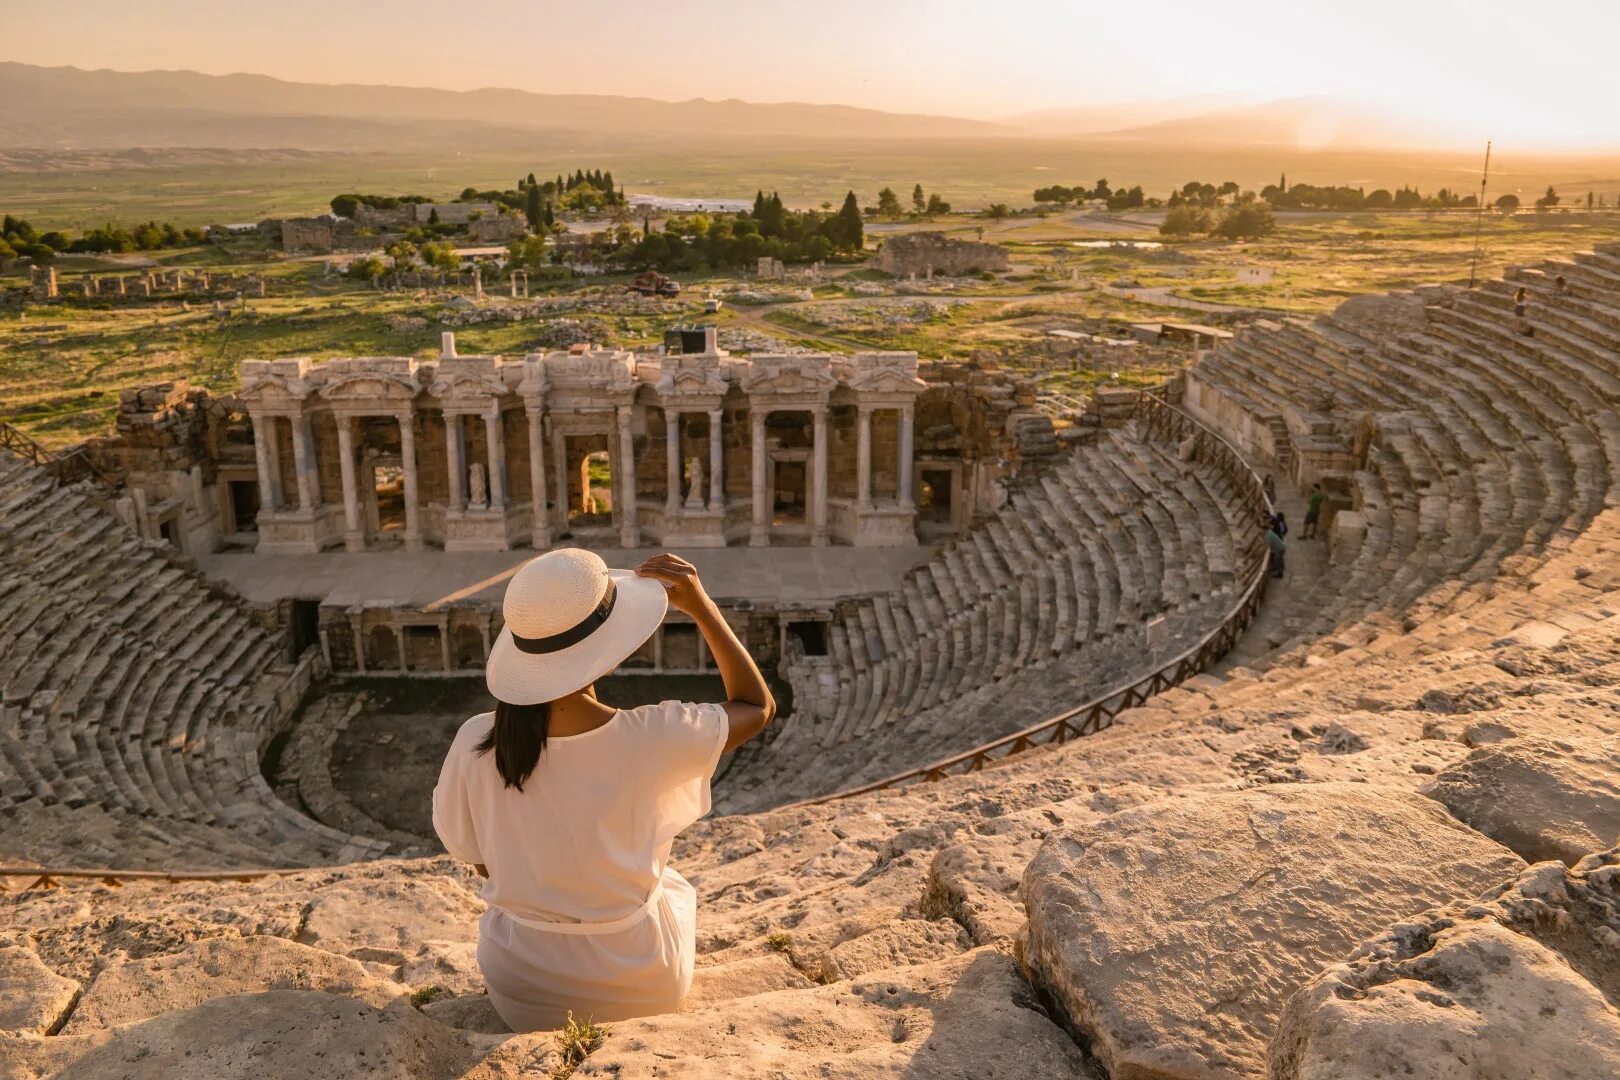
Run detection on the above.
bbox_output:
[774,391,1271,810]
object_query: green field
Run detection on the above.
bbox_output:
[6,138,1620,229]
[3,200,1616,449]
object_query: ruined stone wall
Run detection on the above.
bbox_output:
[280,217,342,253]
[413,202,496,226]
[875,232,1011,277]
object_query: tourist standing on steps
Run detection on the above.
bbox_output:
[1266,518,1287,579]
[1262,473,1277,505]
[433,548,776,1032]
[1271,510,1289,539]
[1514,287,1534,337]
[1303,482,1325,540]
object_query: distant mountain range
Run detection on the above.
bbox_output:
[0,62,1514,153]
[0,62,1001,148]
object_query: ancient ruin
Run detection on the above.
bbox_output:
[5,243,1620,1077]
[875,231,1012,277]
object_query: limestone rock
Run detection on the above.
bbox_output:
[474,949,1097,1079]
[1271,849,1620,1079]
[297,875,484,953]
[37,993,476,1080]
[1020,783,1524,1079]
[0,945,79,1035]
[401,940,484,996]
[422,993,511,1034]
[1423,735,1620,864]
[63,935,408,1034]
[819,917,969,980]
[684,954,812,1009]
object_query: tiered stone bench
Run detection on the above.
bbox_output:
[0,452,386,868]
[718,417,1252,811]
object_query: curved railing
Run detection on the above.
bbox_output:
[0,392,1272,888]
[773,390,1272,810]
[0,420,119,489]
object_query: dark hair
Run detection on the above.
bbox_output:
[474,700,551,791]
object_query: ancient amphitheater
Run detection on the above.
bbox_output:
[3,248,1619,1078]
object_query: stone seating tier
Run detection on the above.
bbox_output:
[0,453,384,868]
[719,419,1251,811]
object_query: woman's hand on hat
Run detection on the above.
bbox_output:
[634,553,709,616]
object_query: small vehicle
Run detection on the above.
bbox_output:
[703,296,723,314]
[628,271,681,297]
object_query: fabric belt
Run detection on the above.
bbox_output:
[492,880,664,936]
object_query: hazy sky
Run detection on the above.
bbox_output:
[7,0,1619,148]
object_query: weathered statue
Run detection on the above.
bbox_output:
[469,462,488,508]
[685,457,706,510]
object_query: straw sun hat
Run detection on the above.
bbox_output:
[486,548,668,705]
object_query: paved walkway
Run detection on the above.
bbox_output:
[199,543,932,610]
[1219,473,1330,670]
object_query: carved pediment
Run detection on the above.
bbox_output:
[835,352,925,395]
[320,371,420,403]
[543,350,637,393]
[241,359,314,404]
[739,354,837,398]
[657,356,732,399]
[430,370,510,403]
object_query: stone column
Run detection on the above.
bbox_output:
[444,412,465,512]
[708,408,724,511]
[398,411,423,551]
[811,406,829,546]
[665,409,682,517]
[350,612,366,675]
[291,412,317,511]
[749,408,769,547]
[527,404,550,548]
[251,412,280,513]
[551,427,568,531]
[856,405,873,509]
[336,415,363,551]
[616,405,639,547]
[485,409,507,511]
[899,404,916,507]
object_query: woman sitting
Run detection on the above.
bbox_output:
[433,549,775,1031]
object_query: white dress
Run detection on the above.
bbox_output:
[432,700,728,1031]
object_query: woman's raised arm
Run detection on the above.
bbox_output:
[635,554,776,752]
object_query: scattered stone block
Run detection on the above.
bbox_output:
[1020,783,1524,1079]
[1423,735,1620,864]
[1271,848,1620,1080]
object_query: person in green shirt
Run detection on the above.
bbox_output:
[1266,516,1286,579]
[1303,482,1325,540]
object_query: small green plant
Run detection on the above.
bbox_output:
[556,1011,609,1069]
[764,932,793,954]
[408,985,446,1008]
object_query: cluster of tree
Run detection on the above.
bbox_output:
[616,191,863,272]
[0,215,207,261]
[1032,179,1145,210]
[505,191,866,274]
[1257,178,1478,211]
[329,193,432,218]
[872,184,951,218]
[1159,196,1277,240]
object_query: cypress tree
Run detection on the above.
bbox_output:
[834,190,863,251]
[526,185,543,231]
